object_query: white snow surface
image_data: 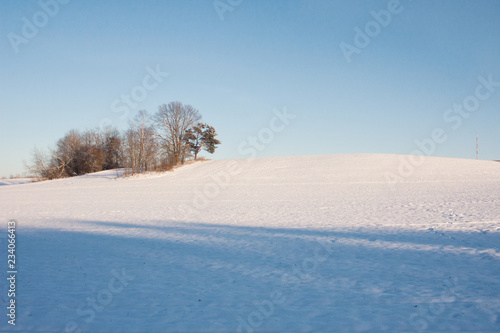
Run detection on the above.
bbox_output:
[0,178,33,186]
[1,154,499,332]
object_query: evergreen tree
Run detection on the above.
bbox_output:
[184,123,221,160]
[202,125,221,155]
[184,123,205,160]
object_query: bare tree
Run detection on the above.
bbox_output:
[54,129,83,176]
[103,127,123,170]
[129,110,157,171]
[123,128,140,175]
[83,128,106,172]
[155,102,201,165]
[27,127,125,180]
[26,146,56,180]
[53,129,104,177]
[25,102,211,180]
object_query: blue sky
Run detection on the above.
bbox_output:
[1,0,499,177]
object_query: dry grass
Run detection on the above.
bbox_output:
[121,158,210,178]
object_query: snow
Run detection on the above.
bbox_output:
[0,154,499,332]
[0,178,33,186]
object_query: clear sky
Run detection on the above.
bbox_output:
[1,0,499,177]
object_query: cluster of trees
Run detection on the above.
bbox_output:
[28,101,221,180]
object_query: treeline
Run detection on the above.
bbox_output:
[27,101,221,180]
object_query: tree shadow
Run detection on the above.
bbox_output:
[2,220,499,332]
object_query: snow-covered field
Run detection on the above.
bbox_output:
[1,154,499,332]
[0,178,33,187]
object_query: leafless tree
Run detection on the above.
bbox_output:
[123,128,140,175]
[129,110,157,171]
[26,146,56,180]
[83,128,106,172]
[26,126,125,179]
[155,102,201,165]
[103,127,123,169]
[25,101,212,180]
[54,129,83,176]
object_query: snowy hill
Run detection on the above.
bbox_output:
[1,154,499,332]
[0,178,33,186]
